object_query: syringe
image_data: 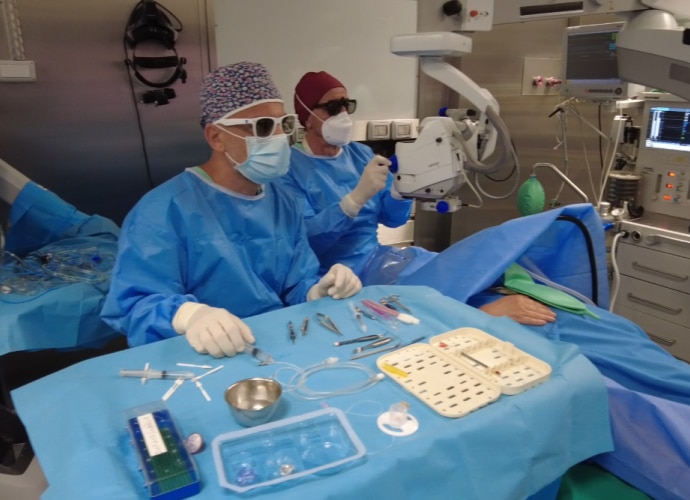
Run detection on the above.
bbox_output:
[250,347,275,366]
[120,368,195,380]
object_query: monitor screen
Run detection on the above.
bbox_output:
[561,22,639,99]
[565,24,623,83]
[644,104,690,152]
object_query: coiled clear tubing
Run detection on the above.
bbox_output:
[1,245,115,298]
[272,358,383,400]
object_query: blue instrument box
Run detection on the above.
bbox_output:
[126,402,201,500]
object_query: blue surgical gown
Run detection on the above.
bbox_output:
[278,142,413,277]
[101,169,320,347]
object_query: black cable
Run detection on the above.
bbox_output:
[154,1,183,32]
[485,139,518,182]
[556,214,599,306]
[485,164,516,182]
[123,27,155,190]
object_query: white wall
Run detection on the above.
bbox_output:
[213,0,418,120]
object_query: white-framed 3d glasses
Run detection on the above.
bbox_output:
[214,113,298,137]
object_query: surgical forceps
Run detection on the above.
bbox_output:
[380,294,412,313]
[315,313,342,336]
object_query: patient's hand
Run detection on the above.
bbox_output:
[479,295,556,326]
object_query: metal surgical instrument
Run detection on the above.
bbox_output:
[352,336,394,354]
[350,342,402,360]
[288,321,296,344]
[316,312,342,335]
[349,335,426,361]
[333,334,383,347]
[383,294,412,313]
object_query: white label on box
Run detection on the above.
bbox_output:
[137,413,167,457]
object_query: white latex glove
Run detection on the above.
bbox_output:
[390,185,405,200]
[307,263,362,301]
[340,155,391,217]
[172,303,255,358]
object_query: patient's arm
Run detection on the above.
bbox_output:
[479,295,557,326]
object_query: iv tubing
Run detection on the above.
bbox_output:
[609,232,625,312]
[519,257,596,307]
[283,358,384,400]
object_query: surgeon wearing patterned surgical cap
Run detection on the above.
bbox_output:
[102,62,362,357]
[274,71,415,279]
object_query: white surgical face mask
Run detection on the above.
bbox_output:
[296,92,354,147]
[217,126,291,184]
[320,111,353,147]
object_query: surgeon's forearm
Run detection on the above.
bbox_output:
[379,191,413,228]
[283,231,322,305]
[283,277,319,305]
[305,203,355,254]
[103,291,196,347]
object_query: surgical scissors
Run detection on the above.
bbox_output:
[381,294,412,313]
[315,313,342,336]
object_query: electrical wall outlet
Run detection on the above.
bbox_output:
[0,60,36,82]
[350,119,418,141]
[367,121,391,140]
[391,119,418,140]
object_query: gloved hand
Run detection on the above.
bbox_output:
[390,185,405,200]
[172,302,255,358]
[340,155,391,217]
[307,263,362,301]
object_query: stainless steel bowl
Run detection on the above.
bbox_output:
[224,377,282,427]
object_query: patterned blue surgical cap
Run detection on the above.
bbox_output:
[199,62,282,127]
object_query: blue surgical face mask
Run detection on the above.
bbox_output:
[218,127,291,184]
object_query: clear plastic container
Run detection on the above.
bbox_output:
[212,407,366,494]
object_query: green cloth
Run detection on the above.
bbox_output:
[558,463,651,500]
[192,166,213,182]
[504,263,600,319]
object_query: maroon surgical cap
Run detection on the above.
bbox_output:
[293,71,345,126]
